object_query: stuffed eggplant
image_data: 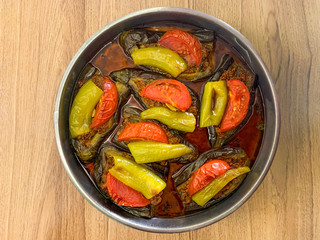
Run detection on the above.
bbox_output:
[199,54,256,148]
[94,144,167,217]
[172,146,250,212]
[70,72,130,163]
[120,28,215,81]
[112,106,199,164]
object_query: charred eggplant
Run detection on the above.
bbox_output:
[112,106,199,163]
[119,29,215,81]
[172,146,250,212]
[94,144,167,218]
[199,54,256,147]
[71,73,130,163]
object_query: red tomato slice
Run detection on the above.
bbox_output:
[159,29,202,66]
[140,79,191,111]
[106,173,151,207]
[117,122,168,143]
[90,77,118,129]
[220,79,250,132]
[188,159,230,196]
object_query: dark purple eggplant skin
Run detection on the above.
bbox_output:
[119,29,215,81]
[71,73,130,164]
[203,54,257,148]
[93,144,166,218]
[172,146,250,213]
[120,29,163,56]
[112,106,199,164]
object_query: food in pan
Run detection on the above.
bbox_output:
[69,26,264,218]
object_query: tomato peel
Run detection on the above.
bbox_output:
[220,79,250,132]
[106,173,151,207]
[90,77,118,129]
[140,79,191,111]
[188,159,230,196]
[159,29,202,66]
[117,122,169,143]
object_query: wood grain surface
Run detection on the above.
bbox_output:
[1,0,319,239]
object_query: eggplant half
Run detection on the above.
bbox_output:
[94,144,166,218]
[172,146,250,213]
[112,106,199,164]
[119,28,215,81]
[71,72,130,163]
[111,69,200,119]
[203,54,256,148]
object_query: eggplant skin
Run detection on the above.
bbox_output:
[112,106,199,164]
[72,77,130,164]
[119,28,215,81]
[120,29,163,55]
[172,146,250,213]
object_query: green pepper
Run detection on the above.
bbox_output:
[69,80,103,138]
[140,107,196,132]
[131,47,187,77]
[199,81,228,128]
[108,155,166,199]
[192,166,250,206]
[127,141,192,164]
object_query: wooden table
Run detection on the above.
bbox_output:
[1,0,319,239]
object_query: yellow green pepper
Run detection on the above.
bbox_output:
[192,166,250,206]
[131,47,187,77]
[108,155,166,199]
[69,80,103,138]
[140,107,196,132]
[127,141,192,164]
[199,81,228,128]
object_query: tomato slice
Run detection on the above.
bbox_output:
[220,79,250,132]
[90,77,118,129]
[106,173,151,207]
[159,29,202,66]
[188,159,230,196]
[117,122,168,143]
[140,79,191,111]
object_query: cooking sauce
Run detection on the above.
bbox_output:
[228,89,264,162]
[154,163,184,217]
[92,41,136,76]
[76,26,265,218]
[184,127,211,154]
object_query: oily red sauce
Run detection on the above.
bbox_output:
[228,89,264,162]
[81,29,265,217]
[92,41,136,76]
[154,163,184,217]
[184,126,211,154]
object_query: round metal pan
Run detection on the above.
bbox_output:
[54,7,280,233]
